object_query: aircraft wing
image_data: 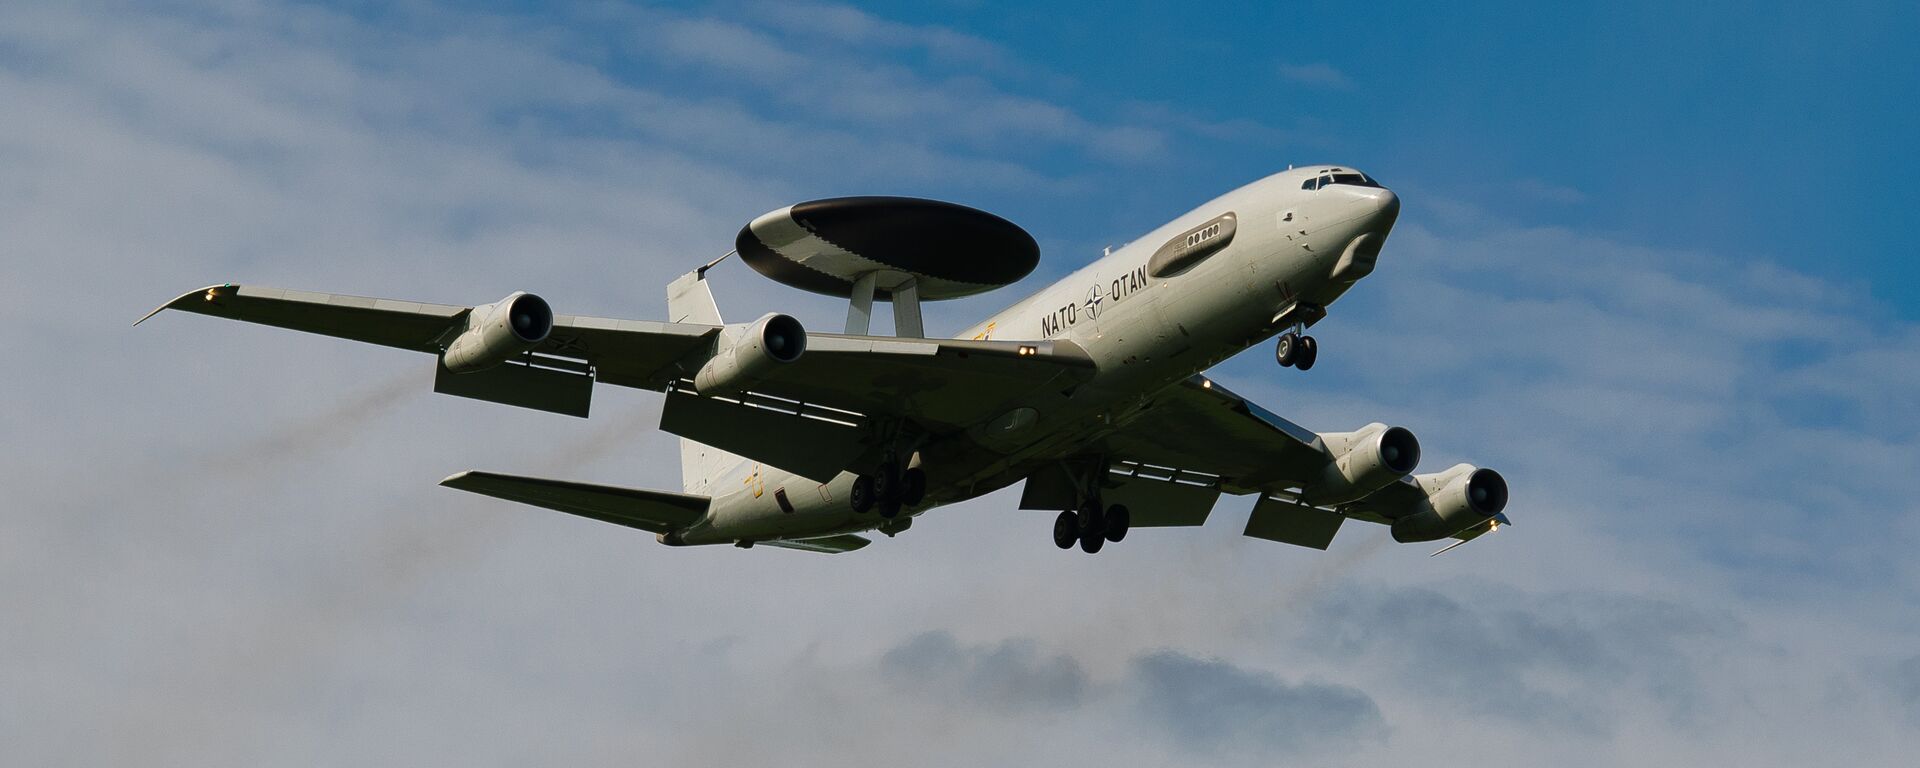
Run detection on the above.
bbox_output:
[754,333,1093,431]
[1098,376,1333,495]
[138,284,720,391]
[141,284,1095,431]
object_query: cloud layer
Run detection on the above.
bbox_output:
[2,2,1916,767]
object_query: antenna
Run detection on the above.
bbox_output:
[695,250,734,278]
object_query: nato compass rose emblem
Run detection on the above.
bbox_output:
[1082,285,1104,319]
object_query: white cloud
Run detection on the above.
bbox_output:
[2,2,1917,767]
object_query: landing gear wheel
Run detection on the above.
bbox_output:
[900,467,927,507]
[1103,504,1131,543]
[873,463,901,504]
[849,476,876,513]
[1296,335,1318,371]
[1275,333,1299,367]
[1076,499,1105,536]
[1079,528,1105,553]
[1052,510,1078,549]
[878,500,902,519]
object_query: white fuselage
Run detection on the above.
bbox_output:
[677,167,1401,546]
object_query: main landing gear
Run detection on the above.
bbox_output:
[1052,497,1130,554]
[849,459,926,519]
[1275,331,1318,371]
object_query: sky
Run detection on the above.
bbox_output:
[2,0,1918,765]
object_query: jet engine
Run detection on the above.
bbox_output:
[442,291,554,373]
[694,313,807,395]
[1300,423,1421,506]
[1387,464,1510,543]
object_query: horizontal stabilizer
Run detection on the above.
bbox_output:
[440,470,708,534]
[760,534,872,554]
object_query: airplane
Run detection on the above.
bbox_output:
[139,166,1510,556]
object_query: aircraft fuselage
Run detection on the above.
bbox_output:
[673,167,1401,546]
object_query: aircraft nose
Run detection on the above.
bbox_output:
[1350,186,1399,229]
[1364,187,1399,218]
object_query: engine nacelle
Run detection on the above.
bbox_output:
[1300,423,1422,506]
[1388,464,1510,543]
[442,291,553,373]
[693,313,807,395]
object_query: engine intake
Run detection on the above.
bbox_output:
[1389,464,1509,543]
[1300,423,1421,506]
[694,313,807,395]
[442,292,553,373]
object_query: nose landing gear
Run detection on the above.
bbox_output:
[1275,332,1317,371]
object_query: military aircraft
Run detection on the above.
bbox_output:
[140,166,1510,556]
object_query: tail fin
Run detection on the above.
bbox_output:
[680,440,748,495]
[668,263,737,494]
[667,261,725,326]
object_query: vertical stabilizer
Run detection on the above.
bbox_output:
[667,262,725,326]
[667,263,737,493]
[679,439,747,496]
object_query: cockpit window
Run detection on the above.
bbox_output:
[1303,171,1380,190]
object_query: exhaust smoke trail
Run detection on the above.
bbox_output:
[109,391,663,762]
[188,371,421,478]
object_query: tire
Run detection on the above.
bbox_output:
[900,467,927,507]
[1079,529,1105,554]
[879,501,901,519]
[1053,510,1078,549]
[873,463,900,504]
[1076,499,1105,535]
[849,475,876,513]
[1275,333,1298,367]
[1104,504,1131,543]
[1296,336,1318,371]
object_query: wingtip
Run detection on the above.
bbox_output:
[438,470,480,487]
[134,283,238,327]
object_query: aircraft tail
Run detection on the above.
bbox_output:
[680,440,748,495]
[667,262,739,495]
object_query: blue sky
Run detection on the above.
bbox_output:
[3,1,1918,765]
[884,1,1920,310]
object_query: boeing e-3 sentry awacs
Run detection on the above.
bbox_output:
[141,167,1511,556]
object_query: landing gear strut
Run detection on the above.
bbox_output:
[1276,331,1318,371]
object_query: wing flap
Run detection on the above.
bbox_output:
[1102,474,1221,527]
[658,388,866,483]
[1101,376,1330,494]
[753,335,1096,431]
[1244,495,1346,549]
[440,470,708,534]
[540,315,718,390]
